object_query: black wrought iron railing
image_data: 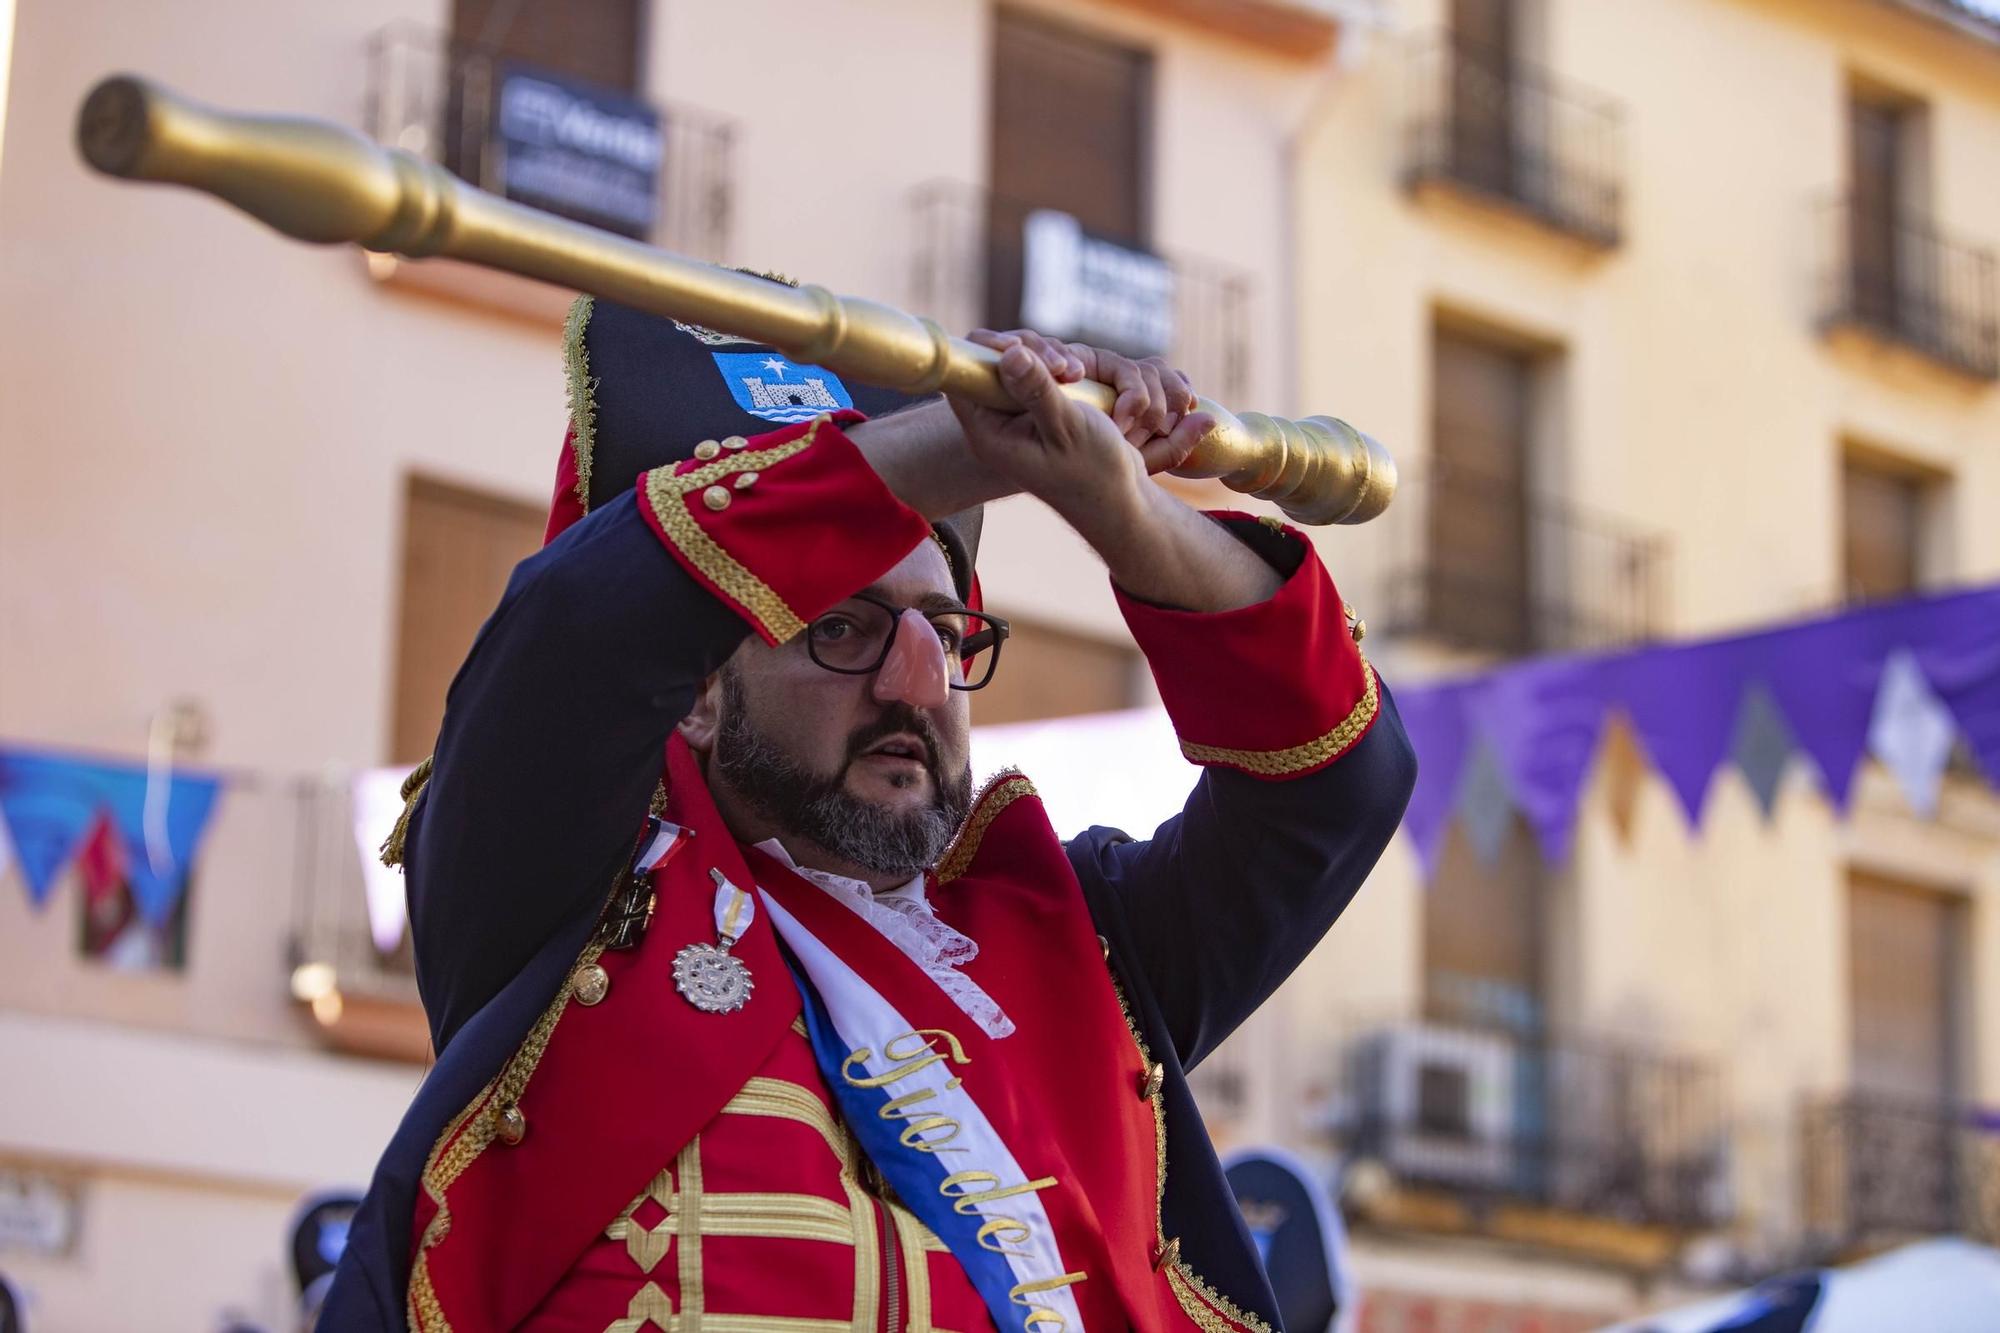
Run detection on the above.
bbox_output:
[1372,461,1668,656]
[1802,1092,2000,1253]
[1330,1016,1729,1233]
[1819,198,2000,380]
[909,181,1254,406]
[364,22,734,262]
[1402,37,1624,248]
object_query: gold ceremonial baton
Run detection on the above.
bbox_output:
[75,74,1394,524]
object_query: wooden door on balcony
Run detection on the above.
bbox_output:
[1449,0,1518,199]
[1849,871,1962,1103]
[451,0,642,90]
[391,477,546,765]
[1423,818,1546,1035]
[988,11,1152,329]
[444,0,645,187]
[1844,870,1966,1235]
[1429,329,1533,654]
[1849,95,1907,333]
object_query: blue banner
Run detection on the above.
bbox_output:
[0,746,222,923]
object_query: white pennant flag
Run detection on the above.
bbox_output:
[1867,649,1958,818]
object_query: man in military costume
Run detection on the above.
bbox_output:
[323,294,1416,1332]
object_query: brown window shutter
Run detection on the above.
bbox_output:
[1841,457,1923,603]
[390,476,547,765]
[1422,817,1546,1030]
[1429,328,1534,653]
[1848,871,1961,1102]
[987,11,1152,329]
[451,0,644,91]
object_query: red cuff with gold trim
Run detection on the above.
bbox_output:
[635,411,933,645]
[1115,513,1379,781]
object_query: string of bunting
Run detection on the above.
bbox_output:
[1395,583,2000,875]
[0,746,223,923]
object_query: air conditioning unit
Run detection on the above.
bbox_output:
[1351,1026,1517,1190]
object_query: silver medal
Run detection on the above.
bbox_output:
[676,867,757,1014]
[673,941,754,1013]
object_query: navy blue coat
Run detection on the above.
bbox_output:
[320,490,1416,1330]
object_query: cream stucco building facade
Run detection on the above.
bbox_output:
[1,0,1996,1329]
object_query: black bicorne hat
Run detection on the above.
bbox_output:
[551,291,984,604]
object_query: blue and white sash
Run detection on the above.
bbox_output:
[760,889,1089,1332]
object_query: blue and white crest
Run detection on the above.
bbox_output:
[712,351,855,424]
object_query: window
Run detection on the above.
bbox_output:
[1841,452,1942,603]
[1847,85,1925,334]
[987,11,1152,329]
[1848,870,1964,1105]
[1428,326,1537,654]
[970,619,1142,727]
[449,0,643,91]
[1447,0,1520,199]
[390,476,547,764]
[1422,817,1546,1034]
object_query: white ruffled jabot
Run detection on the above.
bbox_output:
[754,839,1016,1039]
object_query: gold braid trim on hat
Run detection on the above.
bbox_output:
[1178,661,1378,777]
[641,418,834,643]
[563,294,599,511]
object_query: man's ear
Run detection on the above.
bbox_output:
[677,671,726,751]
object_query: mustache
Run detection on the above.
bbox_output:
[844,705,941,775]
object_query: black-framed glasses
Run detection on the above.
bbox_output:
[805,593,1010,691]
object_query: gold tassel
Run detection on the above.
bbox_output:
[379,754,435,869]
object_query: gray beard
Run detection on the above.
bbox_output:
[712,672,974,879]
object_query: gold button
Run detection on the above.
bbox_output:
[496,1104,527,1145]
[702,485,731,512]
[1097,933,1111,962]
[693,440,722,461]
[1140,1062,1165,1101]
[1352,618,1367,644]
[722,435,749,450]
[733,471,759,490]
[573,962,610,1006]
[1155,1235,1181,1271]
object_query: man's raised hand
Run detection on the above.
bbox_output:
[951,329,1214,529]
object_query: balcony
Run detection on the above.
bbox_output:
[363,22,734,309]
[909,181,1253,407]
[1372,461,1669,657]
[1819,199,2000,381]
[1402,38,1625,249]
[1327,1017,1730,1263]
[1802,1093,2000,1256]
[287,771,430,1062]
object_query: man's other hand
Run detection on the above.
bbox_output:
[950,330,1214,532]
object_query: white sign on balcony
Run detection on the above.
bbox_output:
[496,67,662,240]
[1020,209,1175,361]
